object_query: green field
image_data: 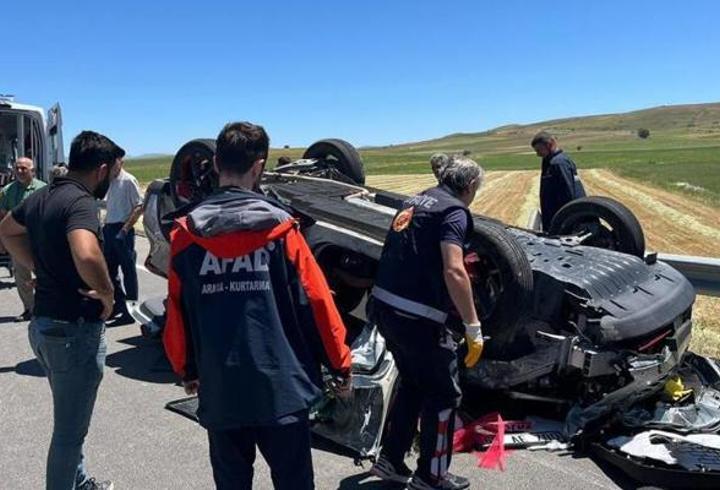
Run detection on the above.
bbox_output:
[126,102,720,207]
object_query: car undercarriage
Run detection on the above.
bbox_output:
[137,138,720,486]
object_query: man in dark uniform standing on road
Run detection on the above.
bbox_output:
[163,121,352,490]
[531,131,586,231]
[369,156,484,490]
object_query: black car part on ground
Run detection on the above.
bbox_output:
[549,196,646,258]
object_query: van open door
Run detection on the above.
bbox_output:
[47,103,64,167]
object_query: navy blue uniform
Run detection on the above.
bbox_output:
[370,185,470,485]
[539,150,586,231]
[164,188,351,489]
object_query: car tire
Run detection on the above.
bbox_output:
[549,196,645,258]
[466,219,534,360]
[303,139,365,185]
[169,139,217,206]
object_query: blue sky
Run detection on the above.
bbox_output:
[4,0,719,155]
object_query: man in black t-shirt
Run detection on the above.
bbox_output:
[0,131,117,490]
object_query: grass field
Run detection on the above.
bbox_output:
[127,103,720,207]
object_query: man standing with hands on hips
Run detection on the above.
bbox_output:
[369,156,484,490]
[0,131,117,490]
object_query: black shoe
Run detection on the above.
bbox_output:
[407,472,470,490]
[77,478,114,490]
[370,454,413,483]
[107,313,135,326]
[13,310,31,322]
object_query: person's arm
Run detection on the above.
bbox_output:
[0,213,34,270]
[162,222,198,393]
[284,225,352,375]
[441,242,479,325]
[548,159,575,203]
[120,179,144,234]
[121,205,143,233]
[68,229,114,320]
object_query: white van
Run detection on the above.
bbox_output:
[0,94,64,186]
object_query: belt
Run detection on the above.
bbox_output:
[371,286,448,324]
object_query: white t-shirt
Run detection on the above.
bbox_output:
[105,169,143,224]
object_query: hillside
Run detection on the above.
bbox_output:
[126,102,720,206]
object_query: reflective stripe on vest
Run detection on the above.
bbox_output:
[371,285,448,324]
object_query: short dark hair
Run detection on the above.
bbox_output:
[215,122,269,175]
[68,131,117,172]
[113,143,126,160]
[531,131,554,147]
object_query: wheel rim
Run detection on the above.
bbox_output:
[172,147,217,205]
[561,215,623,251]
[464,252,503,322]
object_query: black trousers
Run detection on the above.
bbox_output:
[207,415,314,490]
[371,301,462,484]
[102,223,138,315]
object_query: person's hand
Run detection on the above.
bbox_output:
[79,288,114,320]
[329,373,353,402]
[183,379,200,395]
[463,322,484,368]
[114,228,128,241]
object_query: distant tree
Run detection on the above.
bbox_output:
[462,149,472,156]
[637,128,650,139]
[576,145,583,151]
[283,144,290,149]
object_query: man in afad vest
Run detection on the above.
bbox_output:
[369,156,484,490]
[531,131,586,231]
[163,121,352,490]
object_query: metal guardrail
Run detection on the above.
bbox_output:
[658,254,720,297]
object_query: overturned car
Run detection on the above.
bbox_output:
[138,138,720,486]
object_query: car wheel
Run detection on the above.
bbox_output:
[169,139,218,207]
[303,139,365,185]
[549,196,645,258]
[465,219,534,360]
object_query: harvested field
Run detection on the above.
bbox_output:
[582,169,720,257]
[367,171,537,226]
[367,170,720,350]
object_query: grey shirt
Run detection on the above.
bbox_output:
[105,169,143,224]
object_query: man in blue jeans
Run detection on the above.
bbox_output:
[0,131,118,490]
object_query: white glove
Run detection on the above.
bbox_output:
[463,322,484,368]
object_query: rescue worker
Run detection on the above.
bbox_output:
[429,153,450,180]
[102,144,143,326]
[531,131,586,231]
[369,156,484,490]
[163,121,352,490]
[0,157,46,321]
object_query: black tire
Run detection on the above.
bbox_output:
[303,139,365,185]
[169,139,217,206]
[549,196,645,258]
[466,219,534,360]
